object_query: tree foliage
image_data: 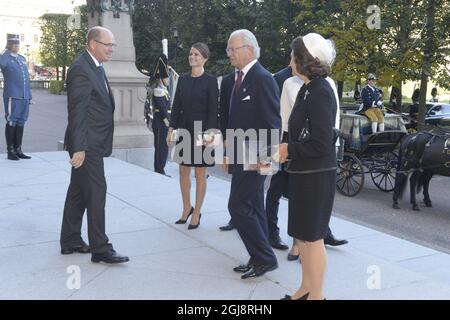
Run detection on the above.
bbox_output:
[39,6,87,80]
[132,0,300,76]
[40,1,449,96]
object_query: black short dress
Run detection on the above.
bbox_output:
[169,72,219,167]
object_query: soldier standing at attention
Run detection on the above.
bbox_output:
[150,54,171,176]
[0,34,32,160]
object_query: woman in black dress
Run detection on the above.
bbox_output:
[278,33,337,300]
[167,43,219,229]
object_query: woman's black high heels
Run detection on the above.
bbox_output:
[287,253,300,261]
[188,214,201,230]
[280,292,309,300]
[175,207,194,224]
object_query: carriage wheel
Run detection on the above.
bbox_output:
[370,152,398,192]
[336,154,365,197]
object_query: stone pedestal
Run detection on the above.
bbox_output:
[87,0,150,148]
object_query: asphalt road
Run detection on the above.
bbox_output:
[2,89,449,254]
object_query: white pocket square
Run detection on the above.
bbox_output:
[242,95,251,101]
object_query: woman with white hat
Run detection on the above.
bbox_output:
[278,33,338,300]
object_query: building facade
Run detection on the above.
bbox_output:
[0,0,85,69]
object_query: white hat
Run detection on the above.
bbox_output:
[302,33,336,67]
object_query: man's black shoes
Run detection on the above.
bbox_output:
[324,235,348,247]
[233,263,253,273]
[61,242,91,255]
[219,221,235,231]
[241,262,278,279]
[269,235,289,250]
[91,250,130,264]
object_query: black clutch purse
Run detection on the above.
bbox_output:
[298,119,311,141]
[299,119,340,144]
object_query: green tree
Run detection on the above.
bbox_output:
[294,0,380,99]
[417,0,450,128]
[132,0,301,76]
[256,0,302,71]
[293,0,439,111]
[39,7,87,81]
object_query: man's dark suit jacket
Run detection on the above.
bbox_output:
[227,62,281,173]
[273,66,292,93]
[219,72,235,137]
[64,51,115,157]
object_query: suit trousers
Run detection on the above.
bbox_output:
[3,97,30,126]
[228,171,277,266]
[60,153,112,254]
[265,168,285,239]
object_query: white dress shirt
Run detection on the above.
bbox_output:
[236,59,258,82]
[87,50,109,93]
[280,76,304,133]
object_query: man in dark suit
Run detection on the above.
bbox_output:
[218,72,236,231]
[60,26,129,264]
[263,66,292,250]
[273,66,292,92]
[225,29,280,279]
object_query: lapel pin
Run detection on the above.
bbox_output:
[304,90,310,100]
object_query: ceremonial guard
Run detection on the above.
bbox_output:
[150,54,170,175]
[0,34,32,160]
[359,73,384,133]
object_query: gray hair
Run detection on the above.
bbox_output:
[86,26,111,45]
[229,29,260,59]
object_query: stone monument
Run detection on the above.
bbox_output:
[86,0,150,148]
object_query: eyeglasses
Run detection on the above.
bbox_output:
[225,45,249,54]
[94,39,117,49]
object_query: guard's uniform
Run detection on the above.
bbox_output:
[360,84,383,123]
[152,85,170,174]
[0,34,32,160]
[0,48,32,126]
[358,73,384,133]
[149,53,170,175]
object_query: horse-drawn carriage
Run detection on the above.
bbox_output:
[336,113,407,197]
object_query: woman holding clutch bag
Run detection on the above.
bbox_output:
[277,33,338,300]
[167,42,219,230]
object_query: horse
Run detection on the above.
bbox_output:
[392,129,450,210]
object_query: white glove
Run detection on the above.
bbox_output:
[163,118,170,127]
[377,100,383,107]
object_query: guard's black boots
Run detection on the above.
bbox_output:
[5,124,19,160]
[14,126,31,159]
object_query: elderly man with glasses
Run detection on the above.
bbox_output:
[224,29,281,280]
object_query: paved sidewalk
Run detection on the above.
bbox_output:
[0,151,450,299]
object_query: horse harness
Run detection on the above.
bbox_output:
[404,131,450,171]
